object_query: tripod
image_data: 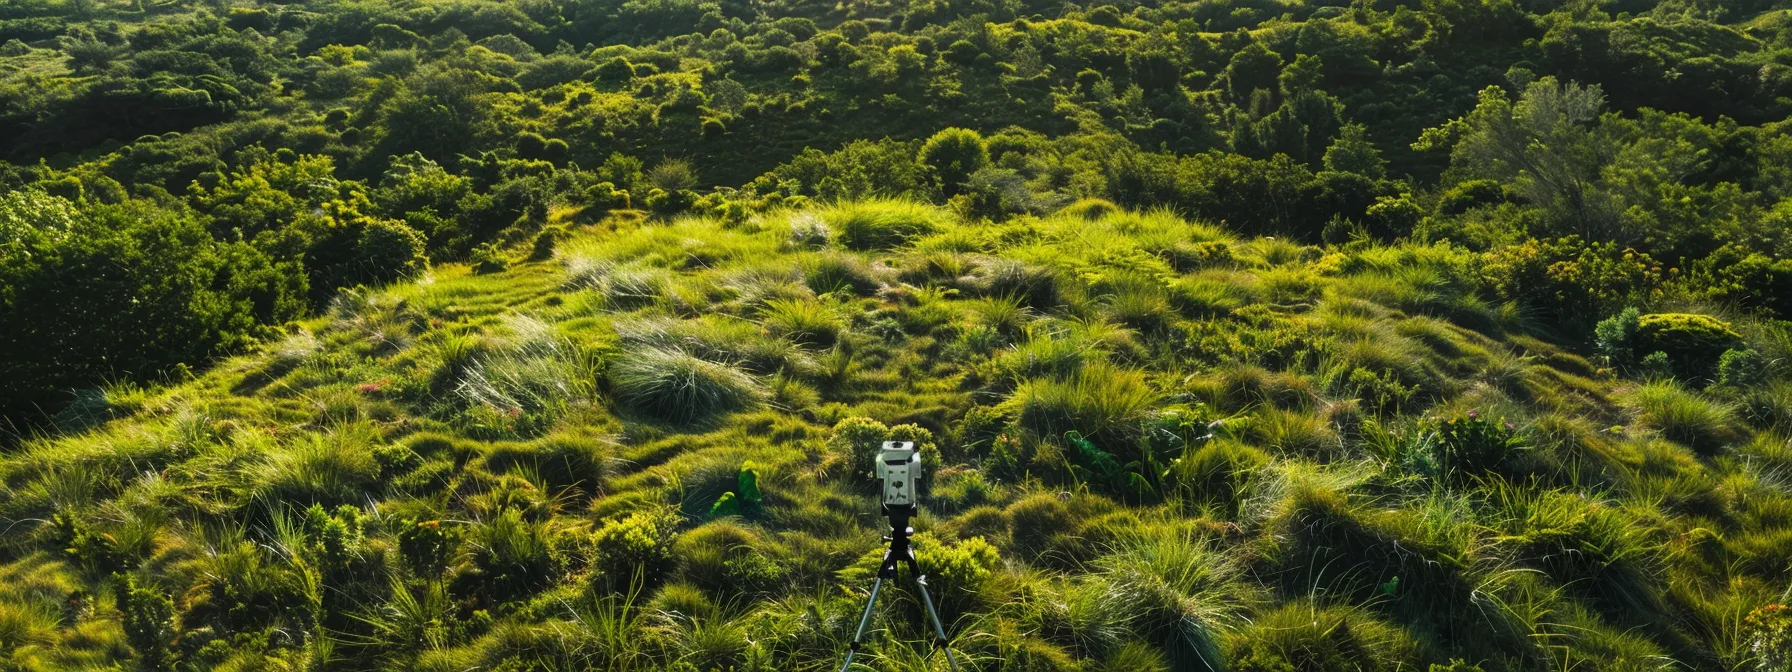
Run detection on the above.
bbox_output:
[838,508,962,672]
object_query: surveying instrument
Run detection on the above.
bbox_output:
[837,441,962,672]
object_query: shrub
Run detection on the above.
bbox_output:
[828,417,936,480]
[398,518,459,577]
[464,509,561,599]
[918,128,989,196]
[645,159,698,193]
[915,534,1000,620]
[1436,179,1506,215]
[1635,313,1743,379]
[591,509,676,590]
[116,575,174,669]
[1744,603,1791,672]
[1594,307,1640,368]
[1717,348,1768,388]
[0,198,305,422]
[1479,237,1664,329]
[531,224,566,261]
[609,347,762,424]
[470,241,508,274]
[822,199,948,250]
[183,541,317,636]
[1411,411,1523,481]
[357,218,430,280]
[595,57,634,82]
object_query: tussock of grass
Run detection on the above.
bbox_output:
[1225,601,1421,672]
[1009,364,1157,444]
[820,199,949,250]
[1620,380,1743,454]
[1096,527,1253,664]
[997,327,1098,381]
[615,315,809,375]
[608,347,762,424]
[562,258,673,309]
[256,423,382,505]
[801,251,885,296]
[758,297,843,347]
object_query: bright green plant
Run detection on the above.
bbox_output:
[591,510,676,591]
[116,575,176,670]
[918,128,989,196]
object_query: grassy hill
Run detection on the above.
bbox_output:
[2,200,1791,671]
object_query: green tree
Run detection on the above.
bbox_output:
[1324,123,1386,179]
[919,127,989,197]
[1416,77,1619,240]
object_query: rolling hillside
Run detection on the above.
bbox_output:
[3,200,1789,671]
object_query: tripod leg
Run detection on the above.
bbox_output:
[837,576,883,672]
[903,555,963,672]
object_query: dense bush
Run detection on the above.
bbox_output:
[1634,313,1743,380]
[0,196,304,421]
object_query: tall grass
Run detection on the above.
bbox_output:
[821,199,949,250]
[1009,364,1158,444]
[257,423,382,505]
[1619,380,1743,454]
[1096,528,1252,669]
[1,200,1779,671]
[608,346,762,424]
[758,297,844,347]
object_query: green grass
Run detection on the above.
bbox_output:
[1,202,1784,672]
[821,199,950,251]
[1008,364,1158,445]
[609,346,764,424]
[1620,380,1744,454]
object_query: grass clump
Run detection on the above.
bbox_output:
[257,423,383,505]
[758,297,844,347]
[609,346,762,424]
[1009,364,1157,445]
[1096,528,1253,668]
[822,199,949,250]
[1619,380,1743,453]
[1225,601,1421,672]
